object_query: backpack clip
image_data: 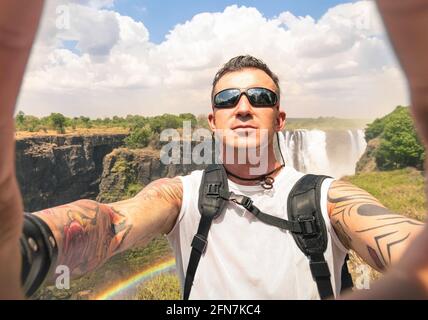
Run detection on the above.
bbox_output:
[297,215,317,235]
[229,192,253,210]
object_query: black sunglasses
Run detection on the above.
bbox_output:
[212,87,278,108]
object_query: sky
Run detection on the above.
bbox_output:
[112,0,355,44]
[18,0,409,119]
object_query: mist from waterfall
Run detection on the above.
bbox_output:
[283,129,367,178]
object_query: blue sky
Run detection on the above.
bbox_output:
[112,0,356,43]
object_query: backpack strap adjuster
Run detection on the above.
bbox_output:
[297,216,317,235]
[206,183,221,197]
[191,234,208,254]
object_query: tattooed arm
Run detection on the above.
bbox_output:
[33,177,182,280]
[327,180,424,272]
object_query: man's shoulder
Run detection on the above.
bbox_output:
[177,169,204,182]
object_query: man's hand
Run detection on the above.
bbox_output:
[0,1,44,299]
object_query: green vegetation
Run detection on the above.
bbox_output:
[365,106,425,170]
[124,113,199,149]
[124,125,153,148]
[49,113,67,133]
[125,183,144,198]
[343,168,426,221]
[15,111,207,149]
[134,273,180,300]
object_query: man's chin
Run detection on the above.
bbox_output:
[223,137,260,150]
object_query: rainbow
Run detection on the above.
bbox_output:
[95,257,177,300]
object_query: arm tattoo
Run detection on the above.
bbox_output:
[367,245,386,270]
[36,200,133,277]
[135,178,183,208]
[328,180,423,270]
[134,177,183,235]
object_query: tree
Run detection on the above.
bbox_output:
[49,113,66,134]
[16,111,25,128]
[79,116,92,128]
[124,124,153,149]
[367,106,425,170]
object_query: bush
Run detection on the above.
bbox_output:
[125,124,153,148]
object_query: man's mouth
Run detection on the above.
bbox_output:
[231,125,258,130]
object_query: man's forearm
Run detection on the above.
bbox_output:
[34,200,133,280]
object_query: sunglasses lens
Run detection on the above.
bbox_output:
[247,88,277,106]
[214,89,241,108]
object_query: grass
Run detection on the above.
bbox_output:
[342,167,426,221]
[134,273,180,300]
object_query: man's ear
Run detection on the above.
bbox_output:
[208,112,216,131]
[275,108,286,131]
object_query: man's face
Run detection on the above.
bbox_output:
[208,68,286,154]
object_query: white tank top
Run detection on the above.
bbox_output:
[167,165,348,299]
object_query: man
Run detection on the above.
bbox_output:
[0,0,428,300]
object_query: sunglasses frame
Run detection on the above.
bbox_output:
[212,87,279,109]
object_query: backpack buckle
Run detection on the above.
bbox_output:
[229,192,253,210]
[297,216,317,235]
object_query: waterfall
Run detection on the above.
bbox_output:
[283,129,367,178]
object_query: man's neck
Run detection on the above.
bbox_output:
[221,147,283,186]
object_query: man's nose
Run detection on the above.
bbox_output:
[234,94,253,116]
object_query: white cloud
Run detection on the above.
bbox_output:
[19,0,408,119]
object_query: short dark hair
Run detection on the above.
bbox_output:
[211,55,281,98]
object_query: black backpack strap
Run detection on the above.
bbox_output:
[228,192,310,234]
[183,164,229,300]
[340,254,354,293]
[287,174,334,300]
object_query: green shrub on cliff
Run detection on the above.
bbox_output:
[125,125,153,149]
[365,106,425,170]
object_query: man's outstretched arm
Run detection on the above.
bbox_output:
[327,180,424,272]
[33,177,182,281]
